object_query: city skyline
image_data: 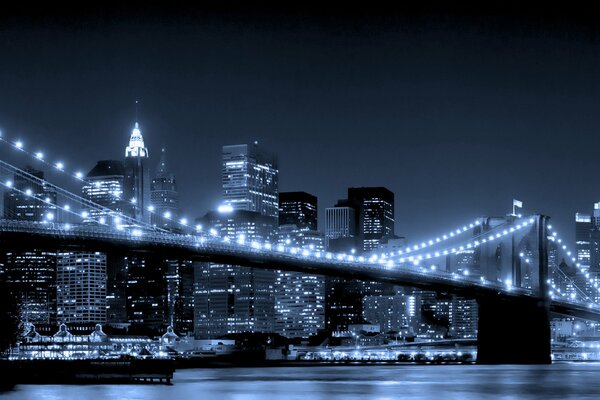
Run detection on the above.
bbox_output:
[2,6,600,246]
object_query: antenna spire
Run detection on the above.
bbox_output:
[135,100,139,122]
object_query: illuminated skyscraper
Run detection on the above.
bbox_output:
[279,192,317,231]
[1,166,57,325]
[576,213,592,272]
[151,148,180,230]
[82,160,126,223]
[348,187,395,252]
[3,165,57,222]
[124,122,150,223]
[0,250,56,325]
[194,209,276,338]
[222,143,278,218]
[275,192,325,338]
[56,251,107,324]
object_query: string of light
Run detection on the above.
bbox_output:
[0,131,193,232]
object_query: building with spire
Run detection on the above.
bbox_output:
[151,147,180,230]
[124,122,150,223]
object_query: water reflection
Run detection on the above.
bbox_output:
[3,364,600,399]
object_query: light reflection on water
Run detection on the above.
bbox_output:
[3,364,600,400]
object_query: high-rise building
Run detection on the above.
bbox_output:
[275,203,326,338]
[151,148,180,230]
[0,250,56,325]
[363,290,418,335]
[194,209,277,338]
[279,192,317,231]
[222,143,278,218]
[3,166,56,222]
[124,122,150,223]
[325,200,357,252]
[576,213,592,272]
[82,160,127,223]
[1,166,57,325]
[325,199,363,331]
[56,251,107,324]
[348,187,394,252]
[165,258,195,335]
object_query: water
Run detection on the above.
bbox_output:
[3,364,600,399]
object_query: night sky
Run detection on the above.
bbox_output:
[1,3,599,245]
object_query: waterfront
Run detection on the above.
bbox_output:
[3,364,600,399]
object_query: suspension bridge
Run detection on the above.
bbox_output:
[0,133,599,363]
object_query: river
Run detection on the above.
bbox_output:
[2,363,600,399]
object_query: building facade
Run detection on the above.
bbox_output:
[56,251,107,324]
[124,122,151,223]
[82,160,127,223]
[222,143,278,218]
[151,147,180,230]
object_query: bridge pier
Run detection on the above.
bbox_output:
[477,296,550,364]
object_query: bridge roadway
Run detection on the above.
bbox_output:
[0,220,598,322]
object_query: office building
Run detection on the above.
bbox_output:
[222,143,278,218]
[124,122,150,223]
[348,187,395,252]
[279,191,317,231]
[82,160,127,223]
[151,148,180,230]
[56,251,107,324]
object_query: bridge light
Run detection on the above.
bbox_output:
[210,228,218,237]
[431,265,436,270]
[99,217,106,224]
[130,197,137,204]
[5,180,12,188]
[64,204,70,211]
[351,248,356,254]
[44,197,51,203]
[358,256,364,262]
[195,224,202,232]
[164,211,171,219]
[387,260,394,268]
[55,162,64,170]
[488,235,494,241]
[114,216,122,225]
[443,235,448,240]
[46,212,54,221]
[35,152,44,160]
[75,171,83,179]
[180,218,188,225]
[64,223,71,230]
[15,141,23,149]
[81,211,89,219]
[529,218,534,223]
[505,279,512,287]
[449,232,454,237]
[412,245,418,251]
[463,269,469,276]
[132,229,143,237]
[25,188,32,196]
[428,240,433,245]
[436,237,441,242]
[148,205,155,212]
[469,223,474,228]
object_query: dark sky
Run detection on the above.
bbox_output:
[1,3,599,245]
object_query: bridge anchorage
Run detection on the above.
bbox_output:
[0,158,598,364]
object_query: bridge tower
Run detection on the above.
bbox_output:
[476,214,551,364]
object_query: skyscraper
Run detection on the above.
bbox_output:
[348,187,395,252]
[275,191,325,338]
[576,213,592,272]
[0,250,56,325]
[82,160,126,223]
[325,200,357,252]
[2,166,57,325]
[151,147,180,230]
[56,251,107,324]
[222,143,278,218]
[3,165,57,222]
[124,122,150,223]
[279,192,317,231]
[195,209,276,338]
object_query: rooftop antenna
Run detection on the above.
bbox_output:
[135,100,139,124]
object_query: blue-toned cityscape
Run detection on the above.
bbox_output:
[3,3,600,399]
